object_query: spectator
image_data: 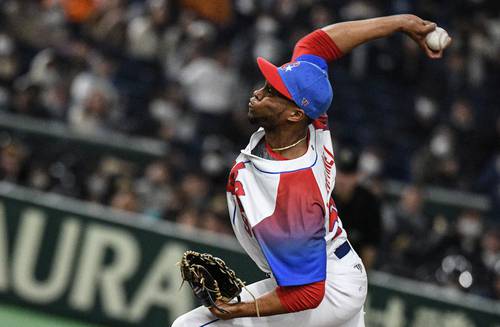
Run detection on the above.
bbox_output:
[199,210,232,235]
[411,126,460,188]
[111,190,140,213]
[179,173,210,210]
[476,115,500,219]
[0,141,28,183]
[454,210,484,259]
[82,0,127,51]
[68,88,118,133]
[69,51,118,114]
[448,99,489,188]
[149,82,197,144]
[126,0,170,61]
[481,229,500,280]
[179,45,239,136]
[0,32,18,85]
[381,186,432,277]
[433,212,492,295]
[176,208,200,233]
[135,160,174,219]
[333,148,382,270]
[10,82,50,118]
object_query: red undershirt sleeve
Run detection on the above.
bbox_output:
[292,29,343,63]
[275,280,326,312]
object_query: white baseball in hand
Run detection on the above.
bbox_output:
[425,27,451,51]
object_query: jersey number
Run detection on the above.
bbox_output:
[227,162,253,237]
[226,162,246,196]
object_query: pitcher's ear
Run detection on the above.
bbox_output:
[287,109,306,122]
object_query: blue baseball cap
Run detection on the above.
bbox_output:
[256,57,333,119]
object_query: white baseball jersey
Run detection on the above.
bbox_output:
[173,37,368,327]
[226,118,346,286]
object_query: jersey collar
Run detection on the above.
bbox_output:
[240,125,318,174]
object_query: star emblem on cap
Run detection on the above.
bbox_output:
[283,62,300,72]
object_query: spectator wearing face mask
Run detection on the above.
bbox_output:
[411,126,460,188]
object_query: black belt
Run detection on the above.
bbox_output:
[334,241,351,259]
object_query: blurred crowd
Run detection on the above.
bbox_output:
[379,185,500,300]
[0,0,499,300]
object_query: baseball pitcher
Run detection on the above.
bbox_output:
[173,14,450,327]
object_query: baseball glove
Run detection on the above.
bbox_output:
[178,250,247,314]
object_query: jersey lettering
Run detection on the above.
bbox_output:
[322,146,335,194]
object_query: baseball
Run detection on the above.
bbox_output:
[425,27,451,51]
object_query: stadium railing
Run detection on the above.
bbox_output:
[0,112,167,163]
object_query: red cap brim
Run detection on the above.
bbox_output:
[256,57,293,100]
